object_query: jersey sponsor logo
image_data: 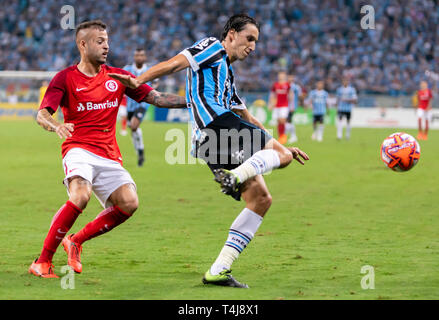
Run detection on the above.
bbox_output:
[194,37,217,50]
[105,80,118,92]
[76,98,119,112]
[77,103,85,111]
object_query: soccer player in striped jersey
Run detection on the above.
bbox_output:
[123,48,154,166]
[109,14,309,289]
[336,78,357,140]
[287,74,303,143]
[306,81,328,142]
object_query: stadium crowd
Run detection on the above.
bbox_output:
[0,0,437,94]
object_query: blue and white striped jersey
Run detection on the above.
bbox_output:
[289,82,302,110]
[308,89,329,115]
[180,37,246,134]
[336,85,357,112]
[123,63,150,112]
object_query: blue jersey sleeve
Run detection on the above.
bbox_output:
[180,37,226,72]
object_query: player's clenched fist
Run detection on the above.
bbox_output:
[55,123,74,139]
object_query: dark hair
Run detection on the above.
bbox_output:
[135,48,146,52]
[75,20,107,37]
[221,14,260,41]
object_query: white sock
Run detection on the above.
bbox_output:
[210,208,263,275]
[346,123,351,139]
[286,122,296,138]
[231,149,280,183]
[132,128,144,152]
[337,119,343,139]
[318,124,324,141]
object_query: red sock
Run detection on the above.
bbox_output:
[71,206,131,245]
[37,201,82,263]
[121,117,127,130]
[278,123,285,136]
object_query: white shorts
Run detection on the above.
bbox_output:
[272,107,289,120]
[62,148,136,208]
[417,108,432,121]
[118,104,127,119]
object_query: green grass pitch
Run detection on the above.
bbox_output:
[0,119,438,300]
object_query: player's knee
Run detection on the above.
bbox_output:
[69,192,91,210]
[257,192,272,212]
[116,195,139,215]
[262,193,273,209]
[279,148,293,167]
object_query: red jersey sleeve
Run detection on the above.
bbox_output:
[115,68,154,103]
[39,70,67,113]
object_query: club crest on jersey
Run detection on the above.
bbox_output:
[105,80,118,92]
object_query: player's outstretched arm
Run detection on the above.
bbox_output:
[144,90,187,109]
[36,108,74,139]
[108,54,190,89]
[233,108,267,132]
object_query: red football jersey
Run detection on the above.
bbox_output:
[271,82,291,107]
[39,65,153,164]
[417,89,433,110]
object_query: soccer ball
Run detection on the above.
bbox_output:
[381,132,421,172]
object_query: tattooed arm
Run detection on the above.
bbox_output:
[36,108,74,139]
[143,90,187,109]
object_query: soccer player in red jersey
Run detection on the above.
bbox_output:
[416,81,433,140]
[268,70,292,145]
[29,20,186,278]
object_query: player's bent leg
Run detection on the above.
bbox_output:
[67,176,93,210]
[277,118,288,144]
[241,175,272,217]
[214,146,281,196]
[108,183,139,215]
[72,183,137,245]
[337,114,344,140]
[130,116,145,167]
[65,184,137,273]
[129,116,140,131]
[29,176,89,277]
[346,118,351,140]
[204,176,270,288]
[265,137,293,168]
[424,119,429,140]
[215,138,304,195]
[417,117,423,140]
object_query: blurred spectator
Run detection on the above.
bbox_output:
[0,0,438,94]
